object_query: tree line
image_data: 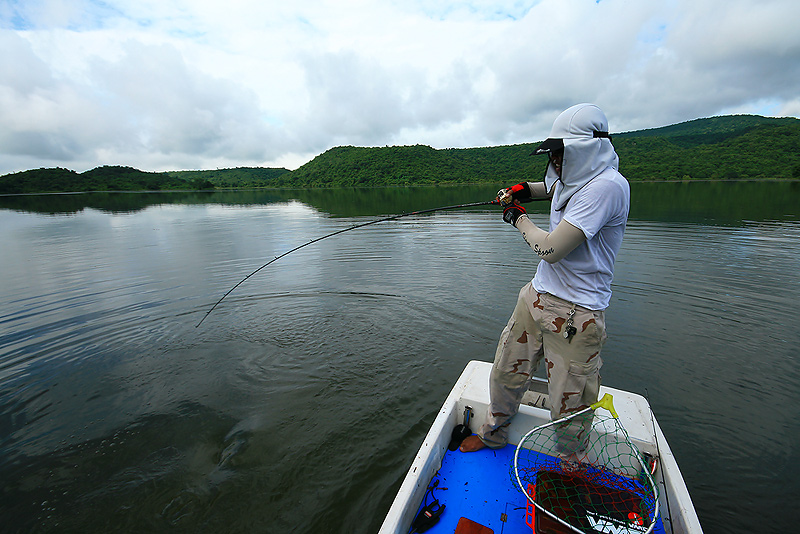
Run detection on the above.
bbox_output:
[1,114,798,194]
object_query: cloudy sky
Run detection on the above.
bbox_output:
[1,0,799,176]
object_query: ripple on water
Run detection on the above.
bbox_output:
[2,200,800,533]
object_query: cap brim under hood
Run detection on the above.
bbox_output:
[532,137,564,155]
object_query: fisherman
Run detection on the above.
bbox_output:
[460,104,630,458]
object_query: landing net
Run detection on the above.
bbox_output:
[513,394,660,534]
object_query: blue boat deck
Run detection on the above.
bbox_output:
[415,444,666,534]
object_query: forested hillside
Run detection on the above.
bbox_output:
[1,114,798,194]
[279,143,536,187]
[277,115,799,186]
[614,115,800,181]
[0,166,290,194]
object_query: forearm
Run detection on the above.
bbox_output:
[526,181,552,199]
[514,216,585,263]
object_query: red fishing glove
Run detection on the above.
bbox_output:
[508,182,532,201]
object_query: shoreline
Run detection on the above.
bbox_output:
[2,177,799,198]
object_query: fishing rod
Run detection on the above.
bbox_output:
[196,198,509,328]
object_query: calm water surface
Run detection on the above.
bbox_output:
[1,182,799,533]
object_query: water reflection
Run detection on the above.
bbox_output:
[3,181,799,224]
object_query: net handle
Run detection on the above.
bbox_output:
[590,393,618,418]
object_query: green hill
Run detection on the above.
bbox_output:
[1,114,798,194]
[277,115,799,186]
[277,143,537,187]
[0,165,291,195]
[613,115,800,181]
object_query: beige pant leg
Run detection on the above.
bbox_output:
[478,283,544,448]
[540,293,606,455]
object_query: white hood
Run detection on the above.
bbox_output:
[540,104,619,211]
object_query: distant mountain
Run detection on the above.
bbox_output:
[1,115,798,194]
[0,166,291,195]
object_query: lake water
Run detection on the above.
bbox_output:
[1,182,799,533]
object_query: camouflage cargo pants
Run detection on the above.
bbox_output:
[477,282,607,451]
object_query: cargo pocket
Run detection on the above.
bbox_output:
[562,357,602,412]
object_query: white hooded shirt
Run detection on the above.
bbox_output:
[532,104,630,310]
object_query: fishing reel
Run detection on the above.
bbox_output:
[496,188,514,207]
[497,182,536,206]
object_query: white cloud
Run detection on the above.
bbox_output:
[1,0,799,175]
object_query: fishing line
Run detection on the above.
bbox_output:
[196,199,508,328]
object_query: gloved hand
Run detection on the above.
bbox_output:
[497,182,532,206]
[502,202,527,227]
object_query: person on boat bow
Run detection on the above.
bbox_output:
[460,103,630,458]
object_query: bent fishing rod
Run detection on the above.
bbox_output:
[195,197,539,328]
